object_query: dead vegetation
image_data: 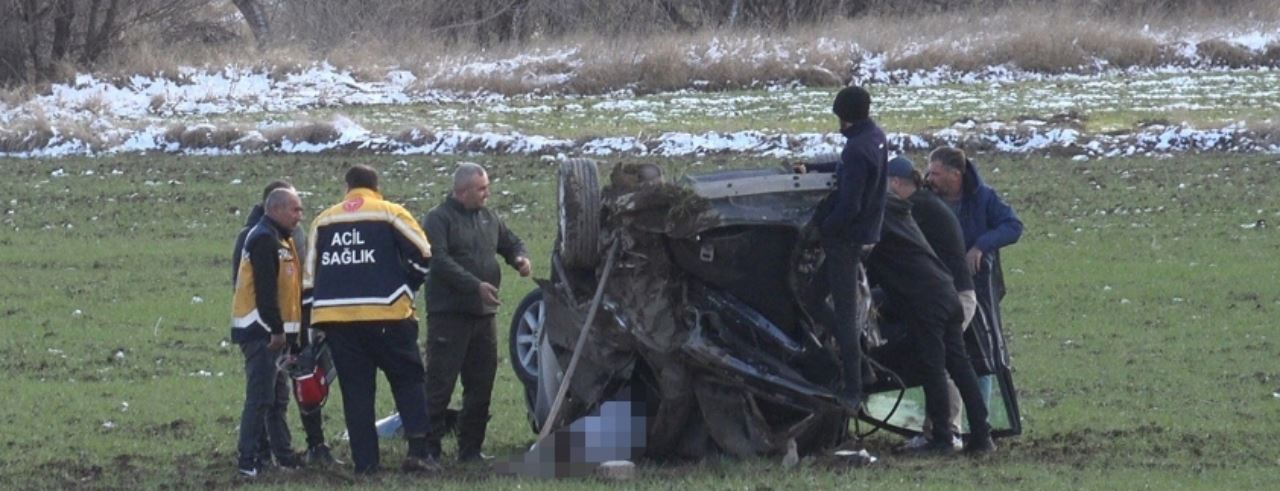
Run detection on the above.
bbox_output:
[3,1,1278,94]
[0,109,54,153]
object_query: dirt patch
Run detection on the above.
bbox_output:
[37,458,105,488]
[145,419,195,438]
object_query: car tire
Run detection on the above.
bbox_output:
[558,158,602,270]
[508,289,545,386]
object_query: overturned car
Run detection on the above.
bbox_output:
[506,158,1021,463]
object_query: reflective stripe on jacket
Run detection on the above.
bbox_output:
[305,188,432,326]
[231,217,303,342]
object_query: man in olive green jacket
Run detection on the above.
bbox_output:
[421,162,531,463]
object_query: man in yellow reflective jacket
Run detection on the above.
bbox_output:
[304,164,436,475]
[231,187,305,477]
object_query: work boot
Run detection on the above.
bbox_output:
[963,433,997,456]
[400,455,443,474]
[274,452,304,470]
[306,443,344,467]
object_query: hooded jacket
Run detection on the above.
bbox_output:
[952,161,1023,255]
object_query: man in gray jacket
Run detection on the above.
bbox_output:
[422,162,531,463]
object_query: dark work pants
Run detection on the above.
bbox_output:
[424,313,498,458]
[941,315,991,439]
[900,296,954,443]
[819,240,865,399]
[325,321,430,473]
[903,293,990,442]
[256,387,325,459]
[298,392,326,448]
[237,337,292,468]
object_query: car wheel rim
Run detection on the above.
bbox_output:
[516,298,543,377]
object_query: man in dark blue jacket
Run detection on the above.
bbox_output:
[926,146,1023,421]
[803,86,888,413]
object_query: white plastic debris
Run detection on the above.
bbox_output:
[596,460,636,481]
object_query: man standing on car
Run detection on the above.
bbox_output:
[421,162,531,463]
[926,146,1024,423]
[231,187,305,477]
[233,180,341,468]
[305,164,437,475]
[799,86,888,413]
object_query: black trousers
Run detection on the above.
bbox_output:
[324,320,430,473]
[424,313,498,458]
[816,240,866,399]
[898,292,989,441]
[941,314,991,439]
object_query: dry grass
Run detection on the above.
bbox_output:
[161,122,341,152]
[1196,39,1257,68]
[264,122,341,147]
[6,1,1279,97]
[1265,43,1280,67]
[879,6,1179,73]
[175,124,246,149]
[0,108,54,153]
[393,127,438,146]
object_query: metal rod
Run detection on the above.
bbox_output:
[535,235,623,444]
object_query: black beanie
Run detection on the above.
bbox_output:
[832,86,871,123]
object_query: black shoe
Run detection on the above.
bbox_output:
[275,452,304,470]
[401,455,443,474]
[963,434,997,455]
[306,444,344,466]
[236,459,260,479]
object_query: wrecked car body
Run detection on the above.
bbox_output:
[506,158,1021,464]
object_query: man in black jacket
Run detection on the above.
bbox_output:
[883,156,993,454]
[800,86,888,413]
[422,162,531,463]
[233,180,340,468]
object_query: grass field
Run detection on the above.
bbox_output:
[2,151,1279,489]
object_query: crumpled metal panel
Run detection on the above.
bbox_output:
[539,164,856,459]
